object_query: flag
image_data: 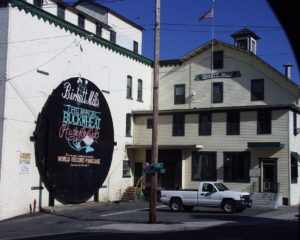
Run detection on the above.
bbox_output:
[198,8,213,21]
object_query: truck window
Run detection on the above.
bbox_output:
[202,183,216,192]
[214,183,229,191]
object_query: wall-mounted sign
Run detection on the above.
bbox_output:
[249,168,261,177]
[19,153,31,174]
[194,71,241,81]
[33,77,114,204]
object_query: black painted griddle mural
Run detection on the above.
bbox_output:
[33,77,114,203]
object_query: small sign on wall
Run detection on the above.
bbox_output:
[249,168,260,177]
[19,153,31,174]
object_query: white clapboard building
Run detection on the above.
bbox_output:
[0,0,152,220]
[130,29,300,207]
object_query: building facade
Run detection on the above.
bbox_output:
[131,31,300,206]
[0,0,152,220]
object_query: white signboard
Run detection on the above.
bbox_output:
[249,168,260,177]
[19,153,31,174]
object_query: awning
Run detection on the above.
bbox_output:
[291,152,300,163]
[247,142,285,148]
[126,144,203,150]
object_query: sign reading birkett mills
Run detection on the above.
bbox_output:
[33,77,114,204]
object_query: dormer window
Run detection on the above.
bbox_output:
[34,0,43,8]
[78,14,85,29]
[236,39,248,51]
[231,28,260,55]
[57,3,65,20]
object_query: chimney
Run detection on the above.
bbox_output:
[283,63,293,80]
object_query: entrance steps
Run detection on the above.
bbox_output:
[120,187,141,202]
[252,192,282,209]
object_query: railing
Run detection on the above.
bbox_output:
[134,176,145,191]
[243,182,257,196]
[275,182,280,194]
[250,182,257,196]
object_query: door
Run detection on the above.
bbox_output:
[146,149,182,190]
[134,163,143,187]
[197,183,221,206]
[261,159,277,193]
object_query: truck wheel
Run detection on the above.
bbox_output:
[170,198,182,212]
[183,205,194,212]
[222,200,236,214]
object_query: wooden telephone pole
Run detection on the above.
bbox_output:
[149,0,160,224]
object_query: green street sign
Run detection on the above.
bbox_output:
[154,163,164,169]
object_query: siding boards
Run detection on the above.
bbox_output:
[135,110,290,195]
[159,46,299,111]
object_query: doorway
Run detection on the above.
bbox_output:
[260,159,277,193]
[146,149,182,190]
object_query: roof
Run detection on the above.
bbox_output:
[231,27,261,40]
[11,0,152,66]
[72,0,145,31]
[160,39,300,91]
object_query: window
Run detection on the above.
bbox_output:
[146,118,153,129]
[291,153,299,183]
[213,51,223,69]
[137,79,143,101]
[224,152,250,182]
[251,39,256,54]
[237,39,248,50]
[110,30,116,43]
[257,110,271,134]
[251,79,264,101]
[57,3,65,20]
[227,111,240,135]
[126,75,132,99]
[212,82,223,103]
[174,84,185,104]
[33,0,43,8]
[202,183,217,192]
[173,113,185,136]
[125,113,132,137]
[192,152,216,181]
[78,14,85,29]
[0,0,9,7]
[96,24,102,37]
[133,41,138,53]
[199,112,212,136]
[294,112,298,136]
[123,161,131,178]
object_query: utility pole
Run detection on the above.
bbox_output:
[149,0,160,224]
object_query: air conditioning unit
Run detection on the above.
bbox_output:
[294,128,300,135]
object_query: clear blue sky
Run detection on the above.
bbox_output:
[66,0,300,86]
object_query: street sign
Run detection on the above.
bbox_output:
[154,163,164,169]
[144,168,165,174]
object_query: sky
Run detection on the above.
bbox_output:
[65,0,300,86]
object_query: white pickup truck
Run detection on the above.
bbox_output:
[160,182,252,214]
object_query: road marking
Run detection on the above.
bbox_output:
[100,205,167,217]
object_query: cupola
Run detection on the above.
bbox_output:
[231,28,260,54]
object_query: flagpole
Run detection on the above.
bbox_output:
[211,0,215,78]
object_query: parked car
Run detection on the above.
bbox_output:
[160,182,252,213]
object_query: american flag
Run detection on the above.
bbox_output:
[198,8,213,21]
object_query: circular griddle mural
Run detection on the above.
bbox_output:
[33,77,114,203]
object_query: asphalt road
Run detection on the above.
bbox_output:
[0,201,299,240]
